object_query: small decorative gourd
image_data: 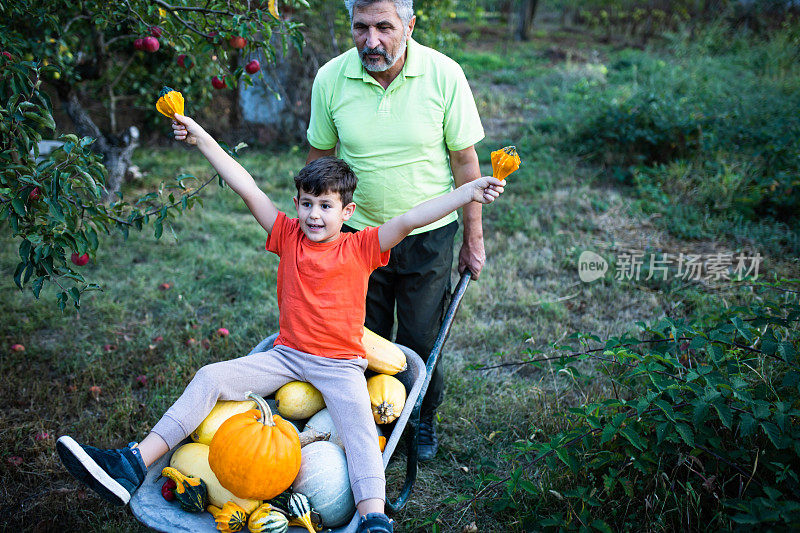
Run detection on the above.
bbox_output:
[490,145,520,181]
[155,86,185,118]
[247,503,289,533]
[275,381,325,419]
[285,492,318,533]
[209,391,302,500]
[192,399,257,444]
[291,442,355,528]
[160,467,208,513]
[207,501,248,533]
[367,374,407,424]
[304,408,383,451]
[363,328,407,375]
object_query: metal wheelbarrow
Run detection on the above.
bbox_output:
[130,271,472,532]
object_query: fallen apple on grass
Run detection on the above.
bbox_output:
[11,344,25,352]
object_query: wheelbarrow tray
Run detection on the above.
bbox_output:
[130,333,426,533]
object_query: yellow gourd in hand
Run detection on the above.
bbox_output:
[156,86,185,118]
[490,145,521,181]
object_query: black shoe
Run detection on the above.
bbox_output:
[56,436,147,505]
[357,512,394,532]
[418,411,438,462]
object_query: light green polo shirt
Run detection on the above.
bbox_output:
[307,38,484,234]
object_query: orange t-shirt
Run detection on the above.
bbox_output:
[266,212,390,359]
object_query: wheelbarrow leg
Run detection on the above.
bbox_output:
[386,270,472,514]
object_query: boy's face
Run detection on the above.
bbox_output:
[293,189,356,243]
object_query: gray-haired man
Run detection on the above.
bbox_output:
[306,0,485,479]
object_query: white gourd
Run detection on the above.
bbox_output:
[291,441,355,527]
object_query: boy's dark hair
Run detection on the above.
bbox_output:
[294,156,358,206]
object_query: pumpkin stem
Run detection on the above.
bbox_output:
[298,427,331,447]
[245,391,276,427]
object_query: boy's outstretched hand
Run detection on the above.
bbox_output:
[171,113,207,146]
[469,176,506,204]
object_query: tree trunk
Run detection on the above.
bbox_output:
[57,87,139,201]
[516,0,540,41]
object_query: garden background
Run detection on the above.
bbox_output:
[2,1,799,531]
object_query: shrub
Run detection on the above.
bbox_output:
[460,282,800,530]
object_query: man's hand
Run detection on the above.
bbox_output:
[459,236,486,278]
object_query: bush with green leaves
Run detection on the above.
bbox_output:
[460,281,800,530]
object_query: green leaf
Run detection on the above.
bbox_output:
[11,197,25,216]
[675,423,695,447]
[760,327,779,355]
[739,414,756,437]
[760,421,782,449]
[731,317,753,342]
[713,402,733,429]
[601,423,617,444]
[656,422,670,444]
[693,401,709,427]
[778,342,796,363]
[619,426,646,450]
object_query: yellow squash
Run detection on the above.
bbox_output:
[362,328,407,375]
[367,374,406,424]
[191,400,257,444]
[275,381,325,419]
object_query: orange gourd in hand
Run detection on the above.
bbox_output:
[208,391,301,500]
[490,145,521,181]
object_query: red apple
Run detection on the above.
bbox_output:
[158,282,172,290]
[245,59,260,74]
[2,51,12,60]
[28,187,41,200]
[217,327,230,337]
[34,431,50,441]
[136,374,148,387]
[11,344,25,352]
[185,337,197,346]
[142,36,160,53]
[70,252,89,266]
[150,26,163,37]
[133,38,144,51]
[177,54,194,69]
[206,31,220,44]
[228,36,247,49]
[89,385,101,400]
[211,76,226,89]
[152,335,164,343]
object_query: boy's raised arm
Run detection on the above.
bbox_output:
[378,177,505,252]
[172,113,279,234]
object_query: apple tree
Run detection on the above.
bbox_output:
[0,0,306,309]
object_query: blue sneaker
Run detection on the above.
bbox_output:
[56,436,147,506]
[357,512,394,533]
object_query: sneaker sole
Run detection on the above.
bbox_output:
[56,436,131,506]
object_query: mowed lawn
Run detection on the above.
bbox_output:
[2,25,798,532]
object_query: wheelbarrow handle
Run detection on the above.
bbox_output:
[386,269,472,514]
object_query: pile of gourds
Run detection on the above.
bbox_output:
[160,327,408,532]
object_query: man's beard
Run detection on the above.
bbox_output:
[359,37,407,73]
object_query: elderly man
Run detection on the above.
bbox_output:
[306,0,485,465]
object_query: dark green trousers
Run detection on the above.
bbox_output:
[344,221,458,415]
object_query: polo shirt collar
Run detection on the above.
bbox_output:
[344,37,425,82]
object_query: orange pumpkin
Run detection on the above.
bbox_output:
[208,391,301,500]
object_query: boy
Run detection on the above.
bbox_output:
[56,113,504,533]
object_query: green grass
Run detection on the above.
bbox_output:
[3,20,800,533]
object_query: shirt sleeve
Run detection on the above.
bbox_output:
[442,64,485,152]
[306,72,339,150]
[265,211,289,257]
[358,226,391,271]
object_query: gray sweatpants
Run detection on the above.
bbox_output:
[151,344,384,504]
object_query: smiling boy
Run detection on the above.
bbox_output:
[56,113,504,533]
